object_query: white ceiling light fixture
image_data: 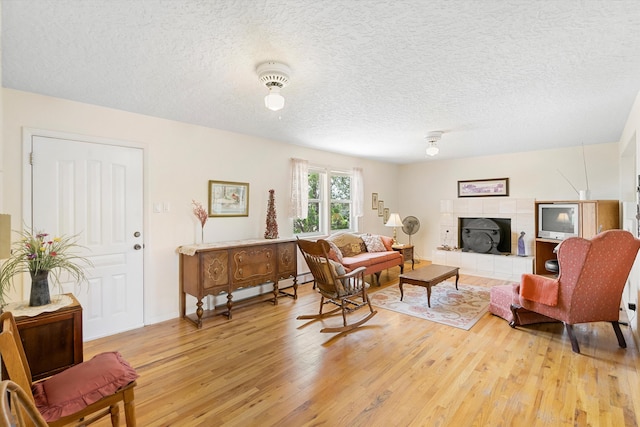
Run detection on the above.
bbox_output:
[256,61,291,111]
[425,131,444,156]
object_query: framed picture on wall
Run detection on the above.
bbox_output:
[378,201,384,216]
[458,177,509,197]
[208,180,249,217]
[383,208,390,224]
[372,193,379,209]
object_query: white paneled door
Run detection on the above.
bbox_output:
[30,135,144,340]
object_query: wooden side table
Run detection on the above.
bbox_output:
[3,294,83,381]
[393,245,415,270]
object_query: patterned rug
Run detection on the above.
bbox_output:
[368,281,490,330]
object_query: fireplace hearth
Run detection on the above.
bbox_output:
[458,217,511,254]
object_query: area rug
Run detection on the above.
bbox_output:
[368,282,490,330]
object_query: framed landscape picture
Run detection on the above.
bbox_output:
[458,178,509,198]
[208,180,249,217]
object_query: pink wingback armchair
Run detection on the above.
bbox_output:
[511,229,640,354]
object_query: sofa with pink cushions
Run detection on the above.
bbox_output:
[325,233,404,285]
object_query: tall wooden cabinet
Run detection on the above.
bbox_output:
[534,200,619,274]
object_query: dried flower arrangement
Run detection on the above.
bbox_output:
[192,200,208,243]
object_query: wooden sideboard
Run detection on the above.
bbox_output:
[178,238,298,328]
[3,294,83,381]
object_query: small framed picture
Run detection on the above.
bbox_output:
[208,180,249,217]
[372,193,379,209]
[378,201,384,216]
[383,208,390,224]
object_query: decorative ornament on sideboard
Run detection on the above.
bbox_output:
[0,227,92,308]
[192,199,208,243]
[265,189,279,239]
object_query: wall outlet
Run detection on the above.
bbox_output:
[629,303,637,311]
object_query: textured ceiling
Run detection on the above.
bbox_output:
[3,0,640,164]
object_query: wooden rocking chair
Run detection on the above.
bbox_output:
[297,238,377,333]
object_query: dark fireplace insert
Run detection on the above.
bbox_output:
[458,217,511,254]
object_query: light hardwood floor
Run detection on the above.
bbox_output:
[85,262,640,426]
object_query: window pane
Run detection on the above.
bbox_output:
[330,175,350,200]
[308,172,320,199]
[293,202,320,233]
[330,202,350,230]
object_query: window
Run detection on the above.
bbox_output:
[330,173,351,231]
[293,168,353,235]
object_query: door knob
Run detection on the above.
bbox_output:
[134,231,141,237]
[134,244,142,250]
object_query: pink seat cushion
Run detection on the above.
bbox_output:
[32,351,139,422]
[519,274,559,306]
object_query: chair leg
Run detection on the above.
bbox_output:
[341,298,348,327]
[564,323,580,353]
[611,322,627,349]
[508,304,521,328]
[109,403,120,426]
[363,289,375,314]
[123,386,137,426]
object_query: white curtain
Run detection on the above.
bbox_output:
[289,158,309,218]
[353,167,364,218]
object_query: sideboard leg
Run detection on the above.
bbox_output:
[273,281,279,305]
[226,293,233,319]
[196,299,204,329]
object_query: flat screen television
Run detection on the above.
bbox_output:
[538,203,579,240]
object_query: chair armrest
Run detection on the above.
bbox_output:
[520,274,559,306]
[336,266,366,279]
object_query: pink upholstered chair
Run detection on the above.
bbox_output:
[510,229,640,353]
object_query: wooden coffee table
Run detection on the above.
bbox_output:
[399,264,459,308]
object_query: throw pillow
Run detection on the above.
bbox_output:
[361,234,386,253]
[325,240,343,263]
[327,233,365,257]
[380,235,394,251]
[328,259,347,295]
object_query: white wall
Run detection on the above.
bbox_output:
[2,89,400,325]
[619,91,640,344]
[397,143,620,262]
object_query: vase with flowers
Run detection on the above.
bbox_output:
[0,228,92,307]
[192,199,208,243]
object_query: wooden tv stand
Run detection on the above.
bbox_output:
[534,200,619,274]
[178,238,298,328]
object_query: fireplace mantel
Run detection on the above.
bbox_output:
[431,249,533,281]
[436,197,535,280]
